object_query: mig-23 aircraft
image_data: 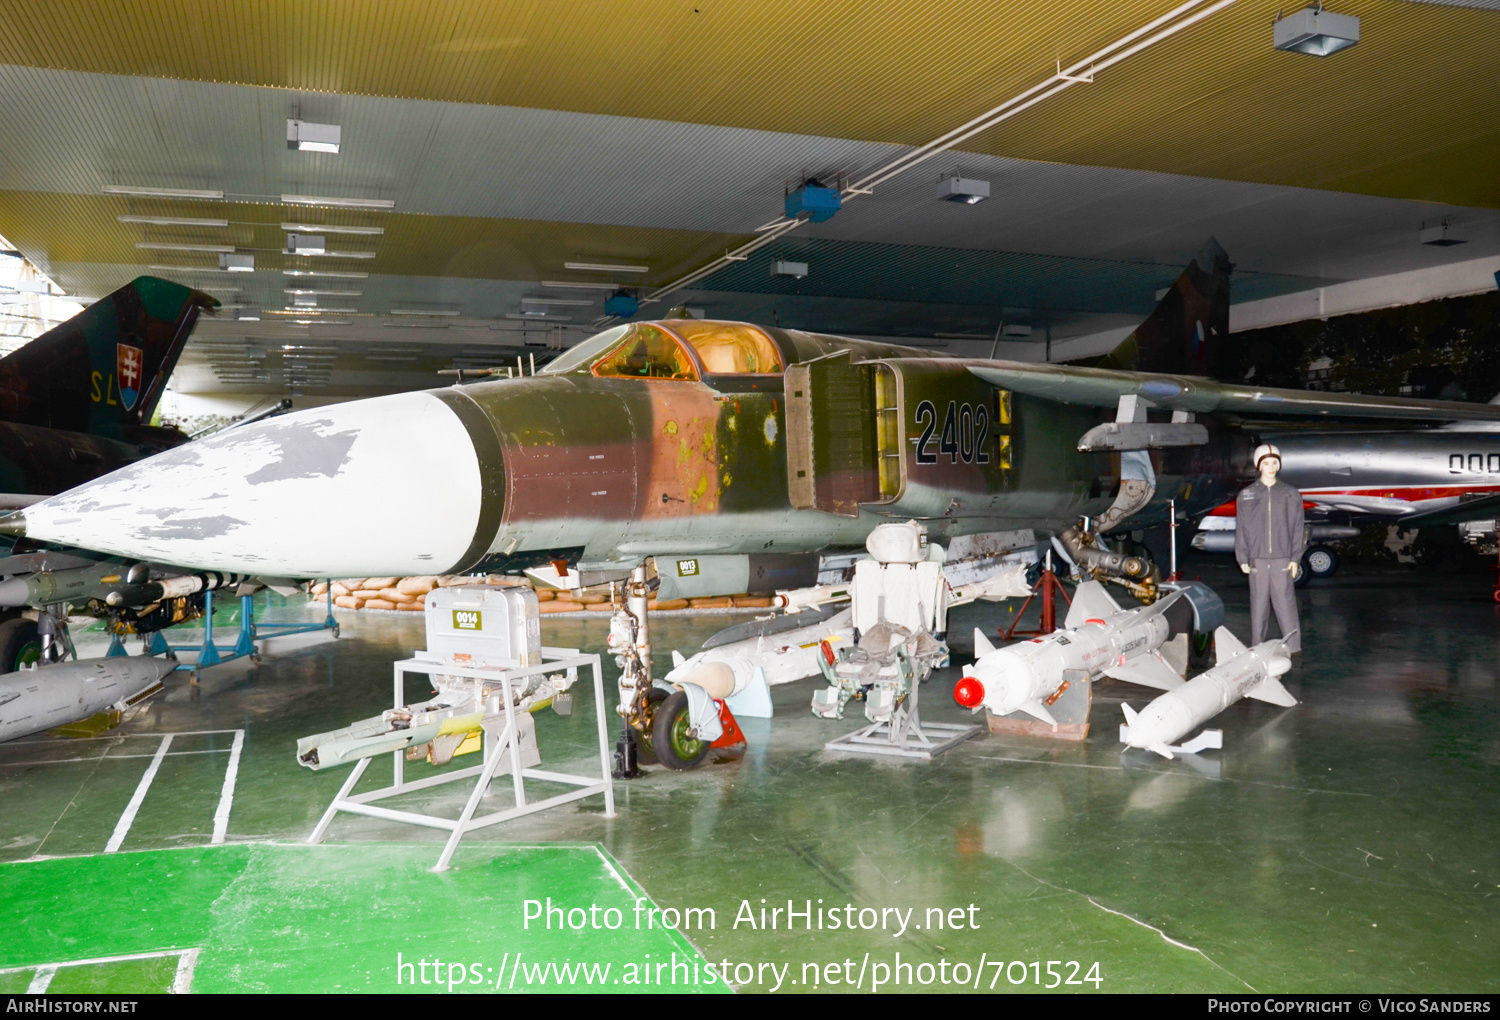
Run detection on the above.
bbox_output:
[9,239,1500,758]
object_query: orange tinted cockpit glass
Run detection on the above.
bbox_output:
[666,320,783,374]
[591,324,698,381]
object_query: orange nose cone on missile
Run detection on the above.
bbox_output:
[953,675,985,708]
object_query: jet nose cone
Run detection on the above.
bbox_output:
[19,391,499,578]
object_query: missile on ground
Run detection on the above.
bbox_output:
[952,580,1187,726]
[1120,626,1297,759]
[664,607,855,700]
[0,656,176,742]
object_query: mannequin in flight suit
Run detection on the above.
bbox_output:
[1234,443,1304,654]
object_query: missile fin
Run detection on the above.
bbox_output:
[1245,675,1298,708]
[1146,743,1176,760]
[1130,586,1186,622]
[1213,625,1247,663]
[1063,580,1121,629]
[1103,651,1183,690]
[1120,702,1138,726]
[672,650,686,668]
[1017,699,1058,727]
[973,627,996,657]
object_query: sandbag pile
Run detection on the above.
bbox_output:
[311,575,775,615]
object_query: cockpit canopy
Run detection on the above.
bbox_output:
[540,320,783,380]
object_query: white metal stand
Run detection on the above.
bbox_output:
[824,685,982,760]
[307,646,615,871]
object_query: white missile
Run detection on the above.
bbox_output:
[665,608,855,696]
[1120,626,1298,759]
[0,656,176,742]
[952,580,1186,727]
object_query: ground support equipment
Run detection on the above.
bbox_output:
[307,647,614,871]
[824,680,981,761]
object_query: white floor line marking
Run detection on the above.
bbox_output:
[105,734,173,853]
[25,965,56,993]
[211,730,245,845]
[594,845,634,894]
[975,755,1125,771]
[0,749,230,767]
[171,947,200,994]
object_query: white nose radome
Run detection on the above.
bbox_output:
[18,391,488,578]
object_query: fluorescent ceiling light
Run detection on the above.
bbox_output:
[1273,6,1359,56]
[285,288,361,296]
[295,319,350,325]
[771,260,808,279]
[234,308,261,321]
[365,355,420,361]
[281,223,385,236]
[539,280,628,290]
[292,294,318,306]
[103,185,224,200]
[390,308,460,316]
[119,215,229,227]
[220,253,255,272]
[283,307,357,313]
[148,264,234,273]
[281,194,394,210]
[563,261,649,273]
[283,270,368,278]
[506,312,571,321]
[136,242,235,253]
[197,286,241,294]
[286,119,341,154]
[382,321,450,329]
[288,249,376,259]
[522,297,594,307]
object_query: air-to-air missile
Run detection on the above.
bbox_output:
[1120,626,1298,759]
[951,580,1188,727]
[0,656,176,742]
[0,561,246,610]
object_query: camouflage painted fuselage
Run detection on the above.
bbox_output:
[452,326,1250,571]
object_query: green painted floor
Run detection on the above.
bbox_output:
[1,555,1497,993]
[0,843,716,993]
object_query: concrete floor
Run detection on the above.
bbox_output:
[1,554,1497,993]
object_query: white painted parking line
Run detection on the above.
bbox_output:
[25,965,57,993]
[211,730,245,844]
[104,734,173,853]
[0,948,201,994]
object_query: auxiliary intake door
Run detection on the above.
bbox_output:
[785,351,902,517]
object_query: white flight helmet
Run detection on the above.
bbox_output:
[1253,443,1282,469]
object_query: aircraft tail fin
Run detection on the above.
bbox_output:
[1093,237,1233,380]
[1214,625,1248,664]
[0,277,217,438]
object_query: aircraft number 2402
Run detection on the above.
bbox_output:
[914,399,991,466]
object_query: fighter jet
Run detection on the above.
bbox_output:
[7,240,1500,600]
[0,277,216,668]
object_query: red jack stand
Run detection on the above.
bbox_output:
[711,700,746,749]
[1001,567,1073,640]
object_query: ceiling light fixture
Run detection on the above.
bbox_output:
[286,233,326,255]
[148,264,233,273]
[522,297,594,307]
[771,260,809,279]
[506,312,574,322]
[280,223,385,236]
[135,242,235,253]
[220,253,255,272]
[294,250,376,259]
[103,185,224,200]
[563,261,649,273]
[286,119,342,154]
[282,194,394,210]
[382,321,450,329]
[936,176,990,204]
[283,270,369,278]
[539,280,628,290]
[235,308,261,321]
[1419,219,1465,247]
[285,288,361,296]
[1273,4,1359,56]
[390,308,461,316]
[119,215,229,227]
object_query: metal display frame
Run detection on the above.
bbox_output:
[307,646,614,871]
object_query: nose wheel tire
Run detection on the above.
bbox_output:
[650,689,712,771]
